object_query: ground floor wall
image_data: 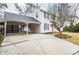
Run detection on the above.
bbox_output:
[23,23,40,33]
[0,22,41,34]
[0,22,53,34]
[5,23,53,34]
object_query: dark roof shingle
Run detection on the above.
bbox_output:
[4,12,40,24]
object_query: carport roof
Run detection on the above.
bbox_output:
[4,12,40,24]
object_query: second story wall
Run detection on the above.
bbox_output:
[4,3,52,23]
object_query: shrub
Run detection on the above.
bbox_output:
[68,25,75,32]
[63,26,68,31]
[63,23,79,32]
[0,34,4,47]
[74,23,79,32]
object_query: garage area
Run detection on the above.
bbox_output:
[0,12,40,36]
[29,23,40,33]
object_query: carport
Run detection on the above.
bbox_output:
[0,12,40,36]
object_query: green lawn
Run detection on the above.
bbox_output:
[62,32,79,45]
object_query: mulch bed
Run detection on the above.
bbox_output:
[54,33,71,39]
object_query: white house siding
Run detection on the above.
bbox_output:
[3,3,53,33]
[37,9,52,33]
[21,5,53,33]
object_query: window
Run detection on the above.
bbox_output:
[36,13,38,18]
[36,11,38,18]
[44,12,50,19]
[47,14,49,19]
[44,23,49,30]
[44,12,46,18]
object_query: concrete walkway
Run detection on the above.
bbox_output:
[0,34,79,55]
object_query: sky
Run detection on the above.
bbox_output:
[5,3,49,12]
[40,3,49,11]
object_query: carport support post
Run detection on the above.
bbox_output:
[26,23,28,35]
[4,22,7,36]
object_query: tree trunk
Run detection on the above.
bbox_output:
[58,29,62,35]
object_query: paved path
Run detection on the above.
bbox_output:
[0,34,79,55]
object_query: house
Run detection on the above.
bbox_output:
[0,3,53,36]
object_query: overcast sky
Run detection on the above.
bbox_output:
[3,3,79,23]
[6,3,79,17]
[6,3,49,12]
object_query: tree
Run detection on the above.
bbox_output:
[48,3,71,34]
[0,3,8,8]
[0,3,8,35]
[15,3,23,15]
[24,3,35,15]
[0,3,8,18]
[68,4,79,25]
[25,3,40,15]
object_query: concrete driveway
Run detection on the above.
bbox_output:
[0,34,79,55]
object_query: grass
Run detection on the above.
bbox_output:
[51,32,79,45]
[62,32,79,45]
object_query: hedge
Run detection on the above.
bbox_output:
[63,23,79,32]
